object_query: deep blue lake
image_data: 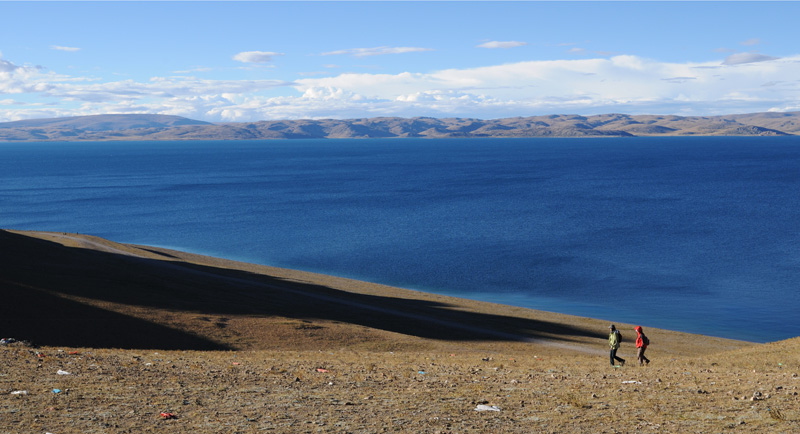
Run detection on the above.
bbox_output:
[2,137,799,343]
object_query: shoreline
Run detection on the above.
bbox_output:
[2,229,755,357]
[121,242,768,344]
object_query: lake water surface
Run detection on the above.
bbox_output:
[2,137,799,342]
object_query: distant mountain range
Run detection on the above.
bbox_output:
[1,112,800,142]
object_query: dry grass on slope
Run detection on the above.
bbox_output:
[1,229,747,357]
[2,229,796,433]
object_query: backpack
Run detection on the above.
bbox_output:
[615,330,622,343]
[642,334,650,346]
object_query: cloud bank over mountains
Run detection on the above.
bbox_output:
[2,49,799,123]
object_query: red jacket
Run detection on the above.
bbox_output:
[635,326,648,349]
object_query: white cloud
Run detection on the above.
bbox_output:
[51,45,81,52]
[477,41,528,49]
[0,54,57,95]
[4,49,800,122]
[740,38,761,47]
[0,53,24,73]
[173,67,213,74]
[0,53,296,121]
[290,54,800,118]
[321,46,434,57]
[723,52,780,65]
[232,51,283,63]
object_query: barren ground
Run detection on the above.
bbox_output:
[1,230,798,433]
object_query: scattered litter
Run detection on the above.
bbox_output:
[56,370,71,375]
[160,412,178,419]
[52,389,62,394]
[316,368,329,373]
[622,381,642,384]
[10,390,28,395]
[37,353,46,358]
[0,338,16,345]
[475,404,501,412]
[232,362,240,366]
[69,351,79,355]
[418,371,426,375]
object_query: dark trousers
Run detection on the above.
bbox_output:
[610,348,625,366]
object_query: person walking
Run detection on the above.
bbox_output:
[608,324,625,367]
[635,326,650,365]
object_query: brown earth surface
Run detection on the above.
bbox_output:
[1,229,798,433]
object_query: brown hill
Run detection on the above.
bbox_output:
[2,112,799,141]
[2,229,743,355]
[2,230,799,433]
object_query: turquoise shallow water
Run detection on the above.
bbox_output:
[2,137,799,342]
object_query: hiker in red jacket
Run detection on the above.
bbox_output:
[635,326,650,365]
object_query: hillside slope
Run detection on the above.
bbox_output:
[3,230,798,434]
[0,229,747,356]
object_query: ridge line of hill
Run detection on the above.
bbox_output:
[1,111,800,141]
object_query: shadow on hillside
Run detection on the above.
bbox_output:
[0,280,230,350]
[0,230,604,350]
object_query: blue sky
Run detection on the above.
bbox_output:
[2,1,799,122]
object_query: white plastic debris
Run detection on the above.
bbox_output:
[474,404,501,412]
[622,380,642,384]
[10,390,28,395]
[56,370,71,375]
